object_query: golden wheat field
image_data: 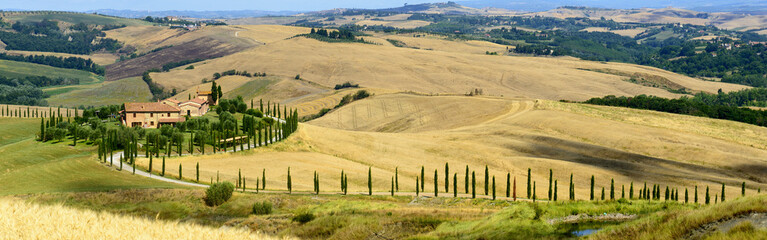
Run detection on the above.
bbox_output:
[137,92,767,199]
[0,198,285,240]
[146,25,746,103]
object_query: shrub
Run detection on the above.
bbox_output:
[292,212,316,224]
[204,182,235,207]
[252,201,273,215]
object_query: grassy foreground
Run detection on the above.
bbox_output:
[0,197,279,240]
[25,188,702,239]
[590,194,767,239]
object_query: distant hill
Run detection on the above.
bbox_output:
[90,9,302,19]
[457,0,767,12]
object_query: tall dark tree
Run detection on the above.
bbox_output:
[368,166,372,196]
[484,166,489,195]
[506,173,511,198]
[444,163,449,193]
[453,173,458,198]
[492,176,496,200]
[590,175,595,201]
[610,178,615,200]
[434,169,438,197]
[471,171,476,199]
[465,165,469,194]
[527,168,531,199]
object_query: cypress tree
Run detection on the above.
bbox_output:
[39,118,45,141]
[465,165,469,194]
[610,178,615,200]
[119,155,123,171]
[484,166,489,195]
[590,175,595,201]
[554,180,558,201]
[721,183,726,202]
[148,155,153,176]
[548,169,553,200]
[506,173,510,198]
[453,173,457,197]
[621,185,625,199]
[445,163,449,193]
[695,185,699,203]
[742,182,746,197]
[705,186,710,205]
[243,178,246,192]
[343,174,348,195]
[471,171,476,199]
[161,157,165,176]
[569,173,574,201]
[416,176,420,196]
[341,170,345,193]
[196,162,199,183]
[527,168,531,199]
[492,176,496,200]
[132,159,135,175]
[287,167,292,193]
[685,188,689,203]
[238,169,242,188]
[420,166,425,191]
[434,169,438,197]
[676,188,679,201]
[395,167,399,192]
[262,169,266,190]
[178,164,182,180]
[513,176,517,201]
[533,182,537,202]
[391,177,394,196]
[368,167,372,196]
[630,182,634,199]
[715,195,718,204]
[601,187,605,201]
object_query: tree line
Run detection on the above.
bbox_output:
[0,19,122,54]
[582,92,767,127]
[0,53,105,75]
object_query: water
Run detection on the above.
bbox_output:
[571,228,601,237]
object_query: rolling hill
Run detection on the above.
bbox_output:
[146,25,746,104]
[138,93,767,200]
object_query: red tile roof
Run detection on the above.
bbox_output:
[125,102,180,113]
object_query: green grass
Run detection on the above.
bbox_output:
[424,200,695,239]
[46,77,152,107]
[589,195,767,240]
[4,12,149,26]
[0,59,102,85]
[223,77,277,101]
[0,118,176,195]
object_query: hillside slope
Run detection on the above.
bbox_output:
[147,25,746,102]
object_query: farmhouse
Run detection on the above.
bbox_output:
[122,92,212,128]
[196,90,218,106]
[179,98,209,117]
[122,102,184,128]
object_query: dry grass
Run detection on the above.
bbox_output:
[140,94,766,200]
[146,25,745,103]
[309,93,513,132]
[0,197,282,240]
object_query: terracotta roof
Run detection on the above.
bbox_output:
[188,98,207,104]
[159,117,185,123]
[125,102,180,113]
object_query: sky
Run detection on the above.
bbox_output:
[1,0,437,12]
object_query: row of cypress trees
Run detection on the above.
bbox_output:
[223,165,762,204]
[1,105,76,119]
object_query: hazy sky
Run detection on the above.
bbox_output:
[1,0,437,11]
